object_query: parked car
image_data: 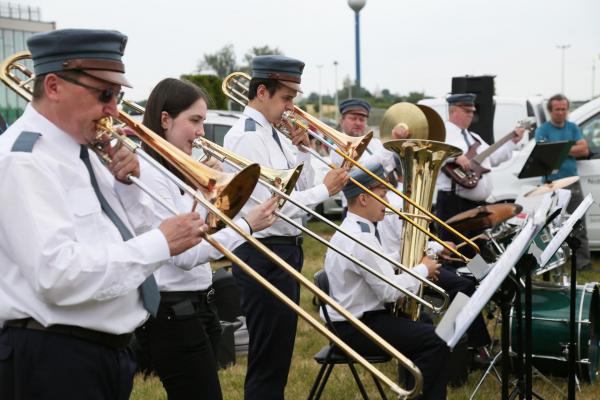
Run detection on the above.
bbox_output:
[486,96,600,250]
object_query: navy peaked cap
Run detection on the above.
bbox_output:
[446,93,476,105]
[343,163,386,199]
[339,98,371,116]
[27,29,131,87]
[251,55,304,92]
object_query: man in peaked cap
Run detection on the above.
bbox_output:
[435,93,524,244]
[323,162,450,400]
[331,98,396,215]
[223,55,349,399]
[0,29,206,399]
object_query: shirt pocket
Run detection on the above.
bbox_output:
[67,187,101,217]
[66,187,105,240]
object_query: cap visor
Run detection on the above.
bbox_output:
[83,69,132,88]
[279,81,302,93]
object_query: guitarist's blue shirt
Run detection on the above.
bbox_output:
[534,121,582,181]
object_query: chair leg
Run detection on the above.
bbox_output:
[315,363,335,400]
[348,362,370,400]
[371,371,388,400]
[308,363,329,400]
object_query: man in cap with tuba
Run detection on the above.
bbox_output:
[0,29,207,399]
[223,55,349,399]
[323,162,449,400]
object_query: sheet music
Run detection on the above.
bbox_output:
[437,220,538,347]
[539,194,594,267]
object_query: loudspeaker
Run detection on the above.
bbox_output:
[452,75,496,144]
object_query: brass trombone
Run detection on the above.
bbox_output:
[2,52,427,398]
[222,72,479,262]
[122,100,450,315]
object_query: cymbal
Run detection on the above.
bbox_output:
[379,102,445,142]
[524,176,580,198]
[445,203,523,232]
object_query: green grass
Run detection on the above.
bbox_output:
[131,221,600,399]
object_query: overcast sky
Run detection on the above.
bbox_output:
[23,0,600,102]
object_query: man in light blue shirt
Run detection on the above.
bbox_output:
[535,93,591,270]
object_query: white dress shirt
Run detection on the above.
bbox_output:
[135,158,252,292]
[323,212,428,321]
[0,104,171,334]
[223,106,330,238]
[330,136,396,207]
[436,121,515,201]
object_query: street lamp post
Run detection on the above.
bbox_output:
[317,64,323,119]
[333,60,339,121]
[348,0,366,90]
[556,44,571,93]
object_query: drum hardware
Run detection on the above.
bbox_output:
[524,176,580,198]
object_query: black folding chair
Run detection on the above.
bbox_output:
[308,270,390,400]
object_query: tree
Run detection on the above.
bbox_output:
[239,45,284,73]
[181,74,228,110]
[197,44,237,78]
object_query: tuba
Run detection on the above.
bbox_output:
[382,103,462,321]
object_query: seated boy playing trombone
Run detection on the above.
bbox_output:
[323,163,449,400]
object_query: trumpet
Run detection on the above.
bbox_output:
[122,99,450,315]
[222,72,479,263]
[2,52,427,398]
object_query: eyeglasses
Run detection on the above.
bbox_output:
[56,74,124,104]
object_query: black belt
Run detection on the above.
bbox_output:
[257,235,303,246]
[4,318,132,349]
[159,288,215,305]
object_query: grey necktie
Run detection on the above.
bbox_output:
[79,146,160,317]
[373,222,381,244]
[272,127,291,168]
[461,129,472,146]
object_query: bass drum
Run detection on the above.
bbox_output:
[509,282,600,382]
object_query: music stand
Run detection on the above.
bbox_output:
[517,141,572,180]
[530,194,594,400]
[437,196,552,399]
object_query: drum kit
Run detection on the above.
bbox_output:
[445,176,600,391]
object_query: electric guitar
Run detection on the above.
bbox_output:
[443,119,535,189]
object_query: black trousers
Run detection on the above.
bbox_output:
[436,266,491,348]
[232,241,303,400]
[0,326,136,400]
[135,292,223,400]
[333,311,450,400]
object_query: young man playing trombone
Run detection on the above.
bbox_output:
[324,163,450,400]
[223,55,349,399]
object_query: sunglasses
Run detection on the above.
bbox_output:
[56,74,124,104]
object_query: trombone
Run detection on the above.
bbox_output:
[222,72,479,262]
[122,100,450,314]
[2,52,426,398]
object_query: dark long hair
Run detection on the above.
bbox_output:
[142,78,210,183]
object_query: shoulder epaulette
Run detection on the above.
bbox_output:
[11,131,41,153]
[244,118,256,132]
[356,221,370,233]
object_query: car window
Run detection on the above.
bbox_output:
[580,112,600,157]
[212,124,231,147]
